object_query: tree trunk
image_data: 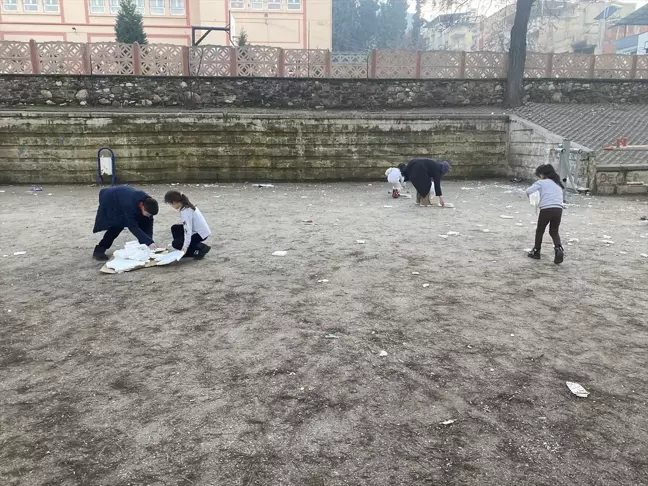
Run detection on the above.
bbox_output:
[505,0,535,107]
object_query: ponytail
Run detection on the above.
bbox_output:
[164,190,196,210]
[535,164,564,189]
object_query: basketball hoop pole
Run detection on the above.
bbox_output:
[191,26,231,46]
[192,11,236,46]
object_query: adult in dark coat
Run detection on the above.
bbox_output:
[92,186,159,261]
[399,158,451,207]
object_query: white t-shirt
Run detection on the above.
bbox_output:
[386,167,404,184]
[180,207,212,249]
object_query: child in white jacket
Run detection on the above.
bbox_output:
[164,190,212,259]
[385,167,406,198]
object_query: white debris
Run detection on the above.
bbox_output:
[422,283,430,288]
[412,271,420,275]
[447,231,460,236]
[603,235,612,239]
[600,240,615,245]
[114,242,151,261]
[439,235,449,239]
[483,229,490,233]
[356,240,365,244]
[379,350,388,357]
[440,419,456,425]
[272,251,288,257]
[383,205,393,208]
[641,253,648,258]
[499,215,514,219]
[13,251,26,256]
[461,187,474,190]
[515,223,523,226]
[524,248,533,252]
[153,250,184,265]
[255,184,275,188]
[568,238,580,243]
[443,203,455,208]
[106,258,146,273]
[47,193,53,196]
[566,381,590,398]
[619,251,628,255]
[317,279,329,283]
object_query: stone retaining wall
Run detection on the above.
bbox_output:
[2,75,648,110]
[0,111,509,184]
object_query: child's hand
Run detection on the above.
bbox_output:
[181,248,187,255]
[148,243,157,250]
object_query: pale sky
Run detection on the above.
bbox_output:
[410,0,648,20]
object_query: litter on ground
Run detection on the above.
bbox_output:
[272,251,288,257]
[440,419,456,425]
[566,381,590,398]
[13,251,26,256]
[499,215,514,219]
[356,240,365,244]
[379,350,388,357]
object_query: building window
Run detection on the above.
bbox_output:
[267,0,281,9]
[44,0,59,12]
[2,0,18,11]
[230,0,244,8]
[23,0,39,11]
[250,0,262,9]
[170,0,184,15]
[90,0,106,14]
[136,0,144,13]
[287,0,300,10]
[109,0,119,14]
[150,0,164,14]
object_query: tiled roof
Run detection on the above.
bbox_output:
[615,4,648,26]
[507,103,648,166]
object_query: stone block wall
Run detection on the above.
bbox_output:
[0,111,509,184]
[2,75,648,110]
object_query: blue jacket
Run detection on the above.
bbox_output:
[93,186,154,245]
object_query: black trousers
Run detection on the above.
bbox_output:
[171,224,205,257]
[535,208,562,250]
[98,217,153,250]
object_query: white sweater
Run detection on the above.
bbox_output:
[180,207,212,249]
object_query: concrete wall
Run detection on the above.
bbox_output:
[508,116,595,190]
[3,76,648,111]
[595,165,648,195]
[0,111,509,184]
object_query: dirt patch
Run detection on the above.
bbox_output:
[1,181,648,485]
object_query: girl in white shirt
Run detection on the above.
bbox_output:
[164,190,212,259]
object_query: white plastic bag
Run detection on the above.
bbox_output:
[153,250,184,266]
[529,192,540,208]
[113,241,152,261]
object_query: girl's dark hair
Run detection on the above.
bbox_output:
[164,190,195,210]
[535,164,564,189]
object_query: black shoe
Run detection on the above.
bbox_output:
[527,248,541,260]
[193,243,211,260]
[93,245,109,261]
[554,246,564,265]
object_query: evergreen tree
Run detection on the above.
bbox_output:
[410,0,426,49]
[376,0,408,48]
[115,0,147,44]
[237,30,249,47]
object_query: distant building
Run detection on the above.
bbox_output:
[0,0,332,48]
[473,1,636,53]
[603,3,648,54]
[424,11,480,51]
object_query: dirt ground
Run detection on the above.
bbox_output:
[1,181,648,486]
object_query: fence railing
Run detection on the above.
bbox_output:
[2,39,648,80]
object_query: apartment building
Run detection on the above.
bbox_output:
[0,0,332,48]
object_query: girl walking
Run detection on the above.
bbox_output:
[526,164,565,264]
[164,190,212,259]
